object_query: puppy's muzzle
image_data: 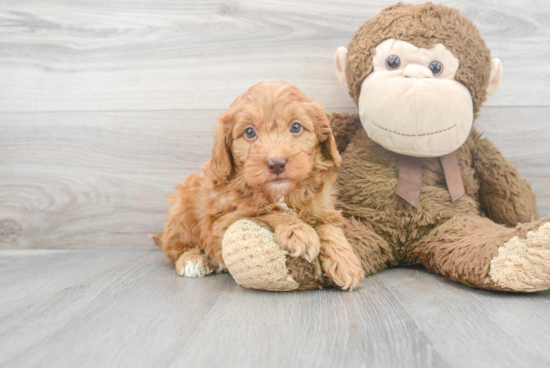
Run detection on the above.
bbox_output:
[267,158,286,175]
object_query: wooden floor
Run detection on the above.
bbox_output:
[1,249,550,368]
[2,1,550,367]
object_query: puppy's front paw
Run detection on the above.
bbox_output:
[275,223,320,262]
[321,252,365,291]
[175,251,214,278]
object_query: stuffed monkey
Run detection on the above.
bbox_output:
[222,3,550,292]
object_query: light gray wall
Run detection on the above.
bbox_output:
[1,0,549,249]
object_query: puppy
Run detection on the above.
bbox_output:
[154,81,365,290]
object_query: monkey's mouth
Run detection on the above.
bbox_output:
[371,121,456,137]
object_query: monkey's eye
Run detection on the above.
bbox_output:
[244,127,257,139]
[290,122,303,134]
[386,55,401,70]
[428,61,443,76]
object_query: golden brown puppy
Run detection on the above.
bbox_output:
[154,81,365,290]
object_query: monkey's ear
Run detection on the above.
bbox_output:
[209,114,234,183]
[486,58,502,99]
[334,47,348,86]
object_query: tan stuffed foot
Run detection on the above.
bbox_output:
[489,222,550,292]
[223,219,337,291]
[175,249,215,278]
[222,219,300,291]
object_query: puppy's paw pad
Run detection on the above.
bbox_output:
[175,254,214,278]
[490,222,550,292]
[183,261,213,277]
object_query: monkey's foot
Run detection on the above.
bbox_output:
[489,222,550,292]
[222,219,301,291]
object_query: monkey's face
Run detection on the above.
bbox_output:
[358,39,474,157]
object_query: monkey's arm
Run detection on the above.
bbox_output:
[471,128,539,226]
[329,112,363,153]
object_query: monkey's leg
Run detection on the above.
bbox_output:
[343,217,397,276]
[222,217,395,291]
[406,215,550,292]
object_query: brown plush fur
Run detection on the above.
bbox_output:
[277,3,548,292]
[332,111,545,291]
[155,81,365,289]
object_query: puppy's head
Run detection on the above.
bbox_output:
[209,81,341,197]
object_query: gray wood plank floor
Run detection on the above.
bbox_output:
[2,0,550,367]
[1,249,550,368]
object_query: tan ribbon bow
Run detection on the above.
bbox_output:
[395,151,465,208]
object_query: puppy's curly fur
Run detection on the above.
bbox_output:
[154,81,365,290]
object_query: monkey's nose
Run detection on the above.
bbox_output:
[267,158,287,175]
[404,64,433,79]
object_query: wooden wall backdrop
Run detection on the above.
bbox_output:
[1,0,550,249]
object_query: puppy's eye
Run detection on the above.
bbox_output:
[428,61,443,76]
[386,55,401,70]
[244,127,257,139]
[290,122,303,134]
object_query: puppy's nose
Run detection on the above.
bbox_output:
[267,158,286,175]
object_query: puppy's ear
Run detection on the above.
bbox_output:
[320,116,342,168]
[311,102,342,167]
[209,113,234,183]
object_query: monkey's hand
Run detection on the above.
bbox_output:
[472,128,539,226]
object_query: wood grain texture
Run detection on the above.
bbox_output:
[1,0,550,112]
[2,2,550,367]
[1,249,549,368]
[1,107,549,249]
[0,110,216,249]
[380,268,550,368]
